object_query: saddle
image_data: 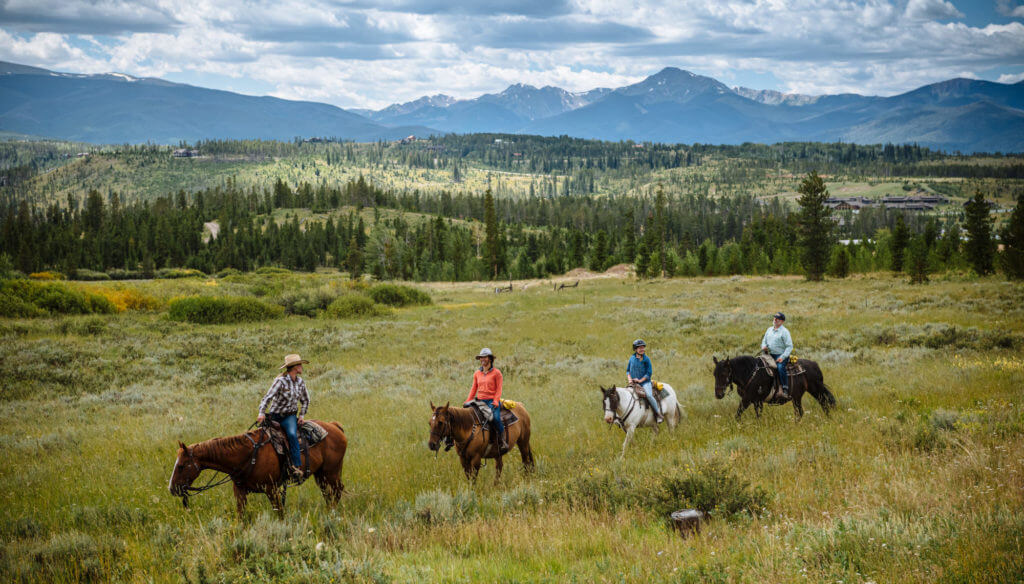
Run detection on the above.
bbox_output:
[263,420,328,483]
[758,354,806,402]
[465,400,520,428]
[629,381,668,412]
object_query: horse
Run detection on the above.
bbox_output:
[428,401,535,482]
[600,382,682,458]
[712,355,836,420]
[168,420,347,517]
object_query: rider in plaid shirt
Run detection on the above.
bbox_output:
[257,354,310,480]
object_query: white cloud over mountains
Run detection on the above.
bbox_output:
[0,0,1021,109]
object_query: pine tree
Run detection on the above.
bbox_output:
[963,190,995,275]
[590,230,609,272]
[483,188,499,279]
[828,245,851,278]
[1000,192,1024,280]
[891,213,909,272]
[796,171,834,281]
[345,234,362,279]
[906,235,930,284]
[654,188,668,277]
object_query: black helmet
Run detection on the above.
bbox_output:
[632,339,646,349]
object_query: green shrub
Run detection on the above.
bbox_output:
[216,267,242,278]
[254,266,292,275]
[324,295,389,318]
[368,283,432,307]
[278,286,346,317]
[155,268,206,279]
[0,280,115,317]
[167,296,283,324]
[30,531,124,583]
[105,269,147,280]
[403,489,478,525]
[648,462,769,520]
[71,269,110,281]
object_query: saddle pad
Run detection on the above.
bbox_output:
[268,421,328,456]
[466,401,520,427]
[786,362,806,376]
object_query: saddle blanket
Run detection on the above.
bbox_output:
[758,354,806,378]
[267,420,328,457]
[465,400,520,427]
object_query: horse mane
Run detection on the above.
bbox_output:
[190,431,259,462]
[445,406,477,430]
[730,355,758,382]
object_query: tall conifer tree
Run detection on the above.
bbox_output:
[963,190,995,275]
[796,171,834,281]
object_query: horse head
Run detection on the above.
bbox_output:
[712,356,732,399]
[428,401,451,451]
[168,440,201,499]
[600,385,620,424]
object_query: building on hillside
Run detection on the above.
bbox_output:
[173,149,199,158]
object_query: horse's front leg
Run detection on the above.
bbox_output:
[736,399,750,421]
[233,483,248,518]
[493,454,504,483]
[753,401,763,418]
[620,426,636,459]
[266,486,285,519]
[793,393,805,421]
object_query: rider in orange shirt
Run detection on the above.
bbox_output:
[464,347,507,452]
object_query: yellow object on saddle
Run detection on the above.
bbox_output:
[653,381,664,392]
[789,355,798,364]
[501,399,517,410]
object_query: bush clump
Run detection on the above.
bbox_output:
[648,462,769,520]
[155,268,206,279]
[105,269,147,280]
[71,269,111,281]
[254,266,292,275]
[278,286,346,317]
[368,283,432,307]
[96,288,163,312]
[29,271,64,280]
[168,296,283,324]
[323,294,389,319]
[403,489,478,525]
[0,280,115,317]
[216,267,242,278]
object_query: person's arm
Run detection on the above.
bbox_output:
[492,370,503,406]
[626,358,633,383]
[761,328,770,352]
[297,379,309,422]
[465,372,479,404]
[780,329,793,361]
[257,377,282,420]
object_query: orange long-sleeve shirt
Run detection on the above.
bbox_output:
[466,367,503,406]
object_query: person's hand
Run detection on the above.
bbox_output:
[762,347,769,354]
[463,402,471,408]
[257,414,265,424]
[776,357,784,363]
[297,415,304,425]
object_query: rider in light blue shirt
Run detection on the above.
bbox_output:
[626,339,663,423]
[761,312,793,399]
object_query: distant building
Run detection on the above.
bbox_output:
[173,149,199,158]
[398,135,416,144]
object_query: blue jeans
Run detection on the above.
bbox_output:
[771,354,789,389]
[489,403,504,441]
[269,413,301,468]
[642,381,662,416]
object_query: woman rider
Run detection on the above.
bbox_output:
[257,353,310,481]
[464,348,508,452]
[627,339,663,423]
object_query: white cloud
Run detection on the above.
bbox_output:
[998,72,1024,83]
[905,0,964,21]
[996,1,1024,18]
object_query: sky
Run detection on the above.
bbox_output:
[1,0,1022,110]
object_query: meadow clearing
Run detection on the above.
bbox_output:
[1,272,1022,583]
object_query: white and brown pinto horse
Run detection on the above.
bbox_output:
[601,383,682,458]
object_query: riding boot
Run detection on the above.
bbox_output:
[498,429,510,454]
[288,464,303,483]
[778,385,790,400]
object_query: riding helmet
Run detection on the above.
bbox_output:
[632,339,646,349]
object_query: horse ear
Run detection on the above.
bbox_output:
[444,401,450,410]
[430,400,435,410]
[177,440,187,452]
[713,356,718,364]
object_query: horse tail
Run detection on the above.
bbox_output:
[810,383,837,412]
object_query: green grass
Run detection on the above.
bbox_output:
[1,273,1022,582]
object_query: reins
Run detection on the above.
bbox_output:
[606,387,638,433]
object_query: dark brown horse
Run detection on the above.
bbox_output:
[168,421,347,517]
[428,401,535,482]
[712,356,837,420]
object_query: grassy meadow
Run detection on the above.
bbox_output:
[1,272,1023,583]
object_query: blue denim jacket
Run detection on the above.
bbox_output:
[626,354,652,382]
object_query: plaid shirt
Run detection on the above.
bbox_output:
[258,374,309,416]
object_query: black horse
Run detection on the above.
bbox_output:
[712,355,836,420]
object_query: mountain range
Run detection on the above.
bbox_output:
[2,61,1022,152]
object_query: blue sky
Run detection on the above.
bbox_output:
[1,0,1022,109]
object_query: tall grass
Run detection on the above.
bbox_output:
[0,274,1021,582]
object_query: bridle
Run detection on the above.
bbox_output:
[604,386,637,432]
[429,411,456,453]
[175,429,270,508]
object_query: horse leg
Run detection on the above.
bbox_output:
[460,454,475,481]
[470,454,483,482]
[668,404,681,430]
[736,400,750,421]
[266,486,285,519]
[315,468,344,508]
[494,454,504,483]
[519,442,535,472]
[793,383,805,421]
[620,426,635,459]
[753,401,763,418]
[233,484,248,518]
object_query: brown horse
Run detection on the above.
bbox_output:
[428,401,535,482]
[168,420,347,517]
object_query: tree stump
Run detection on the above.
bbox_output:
[670,509,704,538]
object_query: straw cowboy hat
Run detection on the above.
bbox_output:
[279,354,310,370]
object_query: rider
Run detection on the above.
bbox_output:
[627,339,663,423]
[464,348,507,452]
[257,353,310,481]
[761,312,793,400]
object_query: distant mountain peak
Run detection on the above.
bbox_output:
[734,86,822,106]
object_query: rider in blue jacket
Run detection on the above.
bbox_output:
[627,339,663,423]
